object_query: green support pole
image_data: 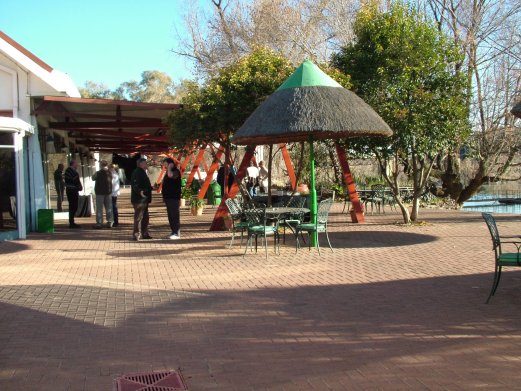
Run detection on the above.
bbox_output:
[309,135,318,247]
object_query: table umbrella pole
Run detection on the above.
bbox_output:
[309,135,317,247]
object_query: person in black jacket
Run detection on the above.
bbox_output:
[131,158,153,241]
[92,160,113,229]
[162,158,182,239]
[54,163,65,211]
[64,160,83,228]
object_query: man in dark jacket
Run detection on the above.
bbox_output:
[92,160,113,229]
[64,160,83,228]
[161,158,182,239]
[131,158,153,241]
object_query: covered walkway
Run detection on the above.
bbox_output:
[1,202,521,390]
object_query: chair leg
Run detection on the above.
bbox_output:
[229,230,235,248]
[486,265,500,304]
[316,231,321,256]
[264,234,268,260]
[492,266,503,296]
[295,229,300,252]
[243,233,252,257]
[325,229,333,252]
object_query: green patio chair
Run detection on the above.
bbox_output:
[243,203,280,259]
[363,184,386,214]
[225,198,249,248]
[482,213,521,303]
[295,198,333,255]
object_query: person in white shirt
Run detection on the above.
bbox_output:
[246,161,260,197]
[110,164,121,227]
[258,161,268,193]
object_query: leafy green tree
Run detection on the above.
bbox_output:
[79,71,179,103]
[332,3,469,223]
[114,70,177,103]
[166,47,294,149]
[79,81,115,99]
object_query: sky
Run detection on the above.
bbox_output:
[0,0,198,90]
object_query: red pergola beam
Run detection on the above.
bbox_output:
[185,147,207,190]
[50,121,168,129]
[65,128,167,142]
[279,144,297,190]
[198,146,224,200]
[210,146,256,231]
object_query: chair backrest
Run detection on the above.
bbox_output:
[371,184,386,196]
[317,198,333,225]
[482,213,501,253]
[225,198,242,219]
[243,203,266,227]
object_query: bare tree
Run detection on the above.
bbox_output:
[172,0,359,79]
[424,0,521,204]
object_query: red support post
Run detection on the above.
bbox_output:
[185,146,206,189]
[198,146,224,200]
[210,146,256,231]
[279,143,296,190]
[335,142,365,223]
[179,153,193,175]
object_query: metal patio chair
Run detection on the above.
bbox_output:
[482,213,521,303]
[295,198,333,255]
[243,203,280,259]
[225,198,249,248]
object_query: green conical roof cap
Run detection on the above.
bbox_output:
[277,60,342,91]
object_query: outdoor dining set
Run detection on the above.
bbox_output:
[225,195,334,259]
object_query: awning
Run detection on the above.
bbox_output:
[0,117,34,135]
[32,96,180,154]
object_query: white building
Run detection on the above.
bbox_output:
[0,31,80,239]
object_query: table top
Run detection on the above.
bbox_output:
[265,207,310,215]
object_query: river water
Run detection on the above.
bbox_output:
[462,184,521,214]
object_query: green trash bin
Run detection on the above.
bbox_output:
[208,181,222,206]
[37,209,54,233]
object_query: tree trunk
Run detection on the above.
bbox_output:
[396,198,411,224]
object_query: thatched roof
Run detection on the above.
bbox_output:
[512,101,521,119]
[232,60,392,145]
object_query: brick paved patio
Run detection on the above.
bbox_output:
[1,195,521,390]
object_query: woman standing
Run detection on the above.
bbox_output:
[110,164,121,227]
[162,158,182,239]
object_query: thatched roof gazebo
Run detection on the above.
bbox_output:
[233,60,392,145]
[233,60,392,245]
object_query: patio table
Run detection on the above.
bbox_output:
[265,207,310,243]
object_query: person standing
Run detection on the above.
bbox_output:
[92,160,113,229]
[64,160,83,228]
[110,163,121,227]
[53,163,65,211]
[131,158,153,241]
[217,163,236,195]
[246,161,260,197]
[258,161,269,194]
[161,158,182,239]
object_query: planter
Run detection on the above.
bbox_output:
[296,183,309,194]
[191,206,204,216]
[180,198,186,207]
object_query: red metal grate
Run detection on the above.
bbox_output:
[114,370,188,391]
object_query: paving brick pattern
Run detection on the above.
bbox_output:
[1,192,521,390]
